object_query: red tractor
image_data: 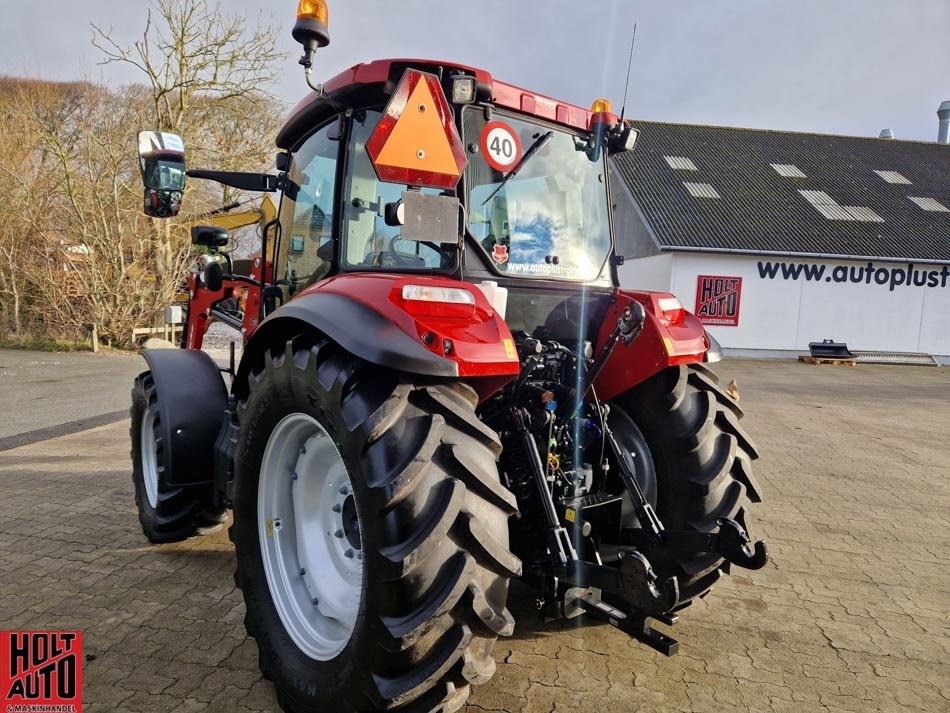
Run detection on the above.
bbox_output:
[131,3,765,711]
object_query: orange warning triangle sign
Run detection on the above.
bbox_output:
[374,79,461,176]
[366,69,467,189]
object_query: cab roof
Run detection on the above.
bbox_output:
[277,58,614,149]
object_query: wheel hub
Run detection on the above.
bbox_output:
[140,410,160,509]
[341,494,361,551]
[258,413,363,661]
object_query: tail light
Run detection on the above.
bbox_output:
[657,296,685,326]
[399,284,476,318]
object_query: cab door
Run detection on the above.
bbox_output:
[273,117,343,303]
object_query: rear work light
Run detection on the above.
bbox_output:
[400,284,477,320]
[657,296,686,325]
[451,77,477,104]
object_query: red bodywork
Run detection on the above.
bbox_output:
[593,290,709,402]
[186,268,707,401]
[298,273,520,400]
[285,58,618,138]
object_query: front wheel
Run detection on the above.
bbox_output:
[613,363,764,608]
[130,372,225,543]
[231,335,520,713]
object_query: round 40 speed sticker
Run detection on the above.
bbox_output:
[480,121,523,173]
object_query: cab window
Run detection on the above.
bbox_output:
[276,120,340,296]
[341,111,455,272]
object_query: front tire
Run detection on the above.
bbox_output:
[130,372,225,543]
[615,363,764,607]
[231,334,520,713]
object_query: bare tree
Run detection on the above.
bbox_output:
[0,1,287,345]
[91,0,287,261]
[91,0,285,134]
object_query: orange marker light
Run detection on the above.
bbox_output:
[297,0,329,24]
[590,98,613,114]
[293,0,330,51]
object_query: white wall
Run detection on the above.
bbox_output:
[621,252,950,356]
[617,252,674,293]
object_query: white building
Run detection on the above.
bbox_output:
[610,114,950,364]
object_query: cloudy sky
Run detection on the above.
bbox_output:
[2,0,948,142]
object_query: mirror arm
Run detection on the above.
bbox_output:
[186,169,281,193]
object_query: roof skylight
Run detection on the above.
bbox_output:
[684,182,720,199]
[799,190,836,206]
[908,196,949,212]
[771,164,806,178]
[664,156,698,171]
[798,190,883,222]
[873,170,912,185]
[841,206,884,222]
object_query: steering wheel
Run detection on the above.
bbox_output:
[378,235,423,267]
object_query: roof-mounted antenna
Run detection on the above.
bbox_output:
[619,22,638,125]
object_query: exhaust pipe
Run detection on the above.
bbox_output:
[939,101,950,144]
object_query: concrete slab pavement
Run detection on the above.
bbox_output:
[0,359,947,712]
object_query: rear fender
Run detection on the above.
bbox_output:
[593,289,710,402]
[234,273,520,402]
[140,348,228,487]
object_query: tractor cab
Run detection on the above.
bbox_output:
[138,48,641,348]
[269,57,639,341]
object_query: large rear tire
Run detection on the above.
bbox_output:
[615,363,764,607]
[130,372,226,544]
[231,334,519,713]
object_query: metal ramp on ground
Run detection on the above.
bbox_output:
[852,351,938,366]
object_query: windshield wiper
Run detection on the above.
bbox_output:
[481,131,554,206]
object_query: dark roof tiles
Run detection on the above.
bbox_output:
[611,121,950,261]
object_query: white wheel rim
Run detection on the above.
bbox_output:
[140,410,160,509]
[258,412,363,661]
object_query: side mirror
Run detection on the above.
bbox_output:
[138,131,187,218]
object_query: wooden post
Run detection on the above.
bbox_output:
[89,324,99,353]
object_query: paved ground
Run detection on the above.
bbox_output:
[0,338,237,449]
[1,359,947,712]
[0,349,144,445]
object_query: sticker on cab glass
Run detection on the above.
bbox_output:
[480,121,522,173]
[491,244,509,264]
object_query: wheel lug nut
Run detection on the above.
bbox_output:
[339,485,350,495]
[334,529,345,538]
[299,568,306,576]
[311,597,319,606]
[332,503,342,513]
[344,549,354,559]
